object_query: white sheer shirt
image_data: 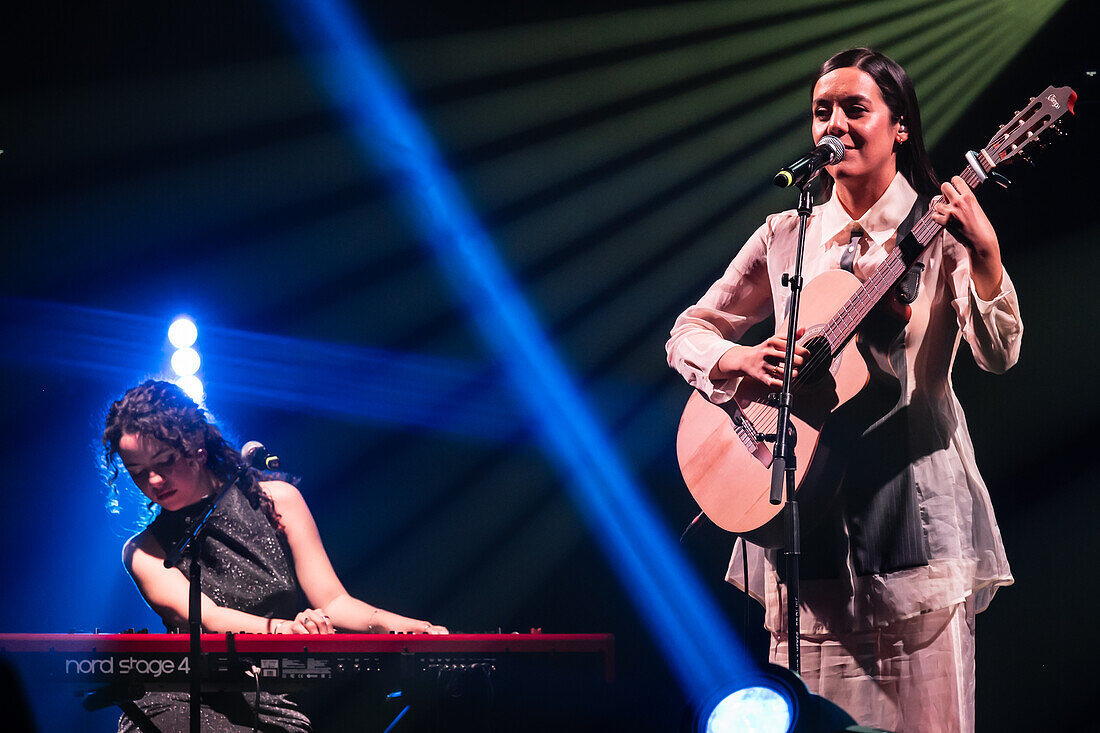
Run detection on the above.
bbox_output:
[666,173,1021,632]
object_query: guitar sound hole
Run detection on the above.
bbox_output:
[798,334,833,383]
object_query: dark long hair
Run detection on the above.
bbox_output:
[814,48,940,201]
[102,380,282,533]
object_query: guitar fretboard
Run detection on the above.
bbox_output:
[822,164,985,353]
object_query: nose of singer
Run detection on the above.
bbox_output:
[825,110,846,138]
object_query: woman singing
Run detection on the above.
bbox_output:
[103,379,447,732]
[667,48,1021,732]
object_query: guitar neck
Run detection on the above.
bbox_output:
[823,164,985,353]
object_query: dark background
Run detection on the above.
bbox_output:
[1,0,1096,730]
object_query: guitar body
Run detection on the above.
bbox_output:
[676,269,870,546]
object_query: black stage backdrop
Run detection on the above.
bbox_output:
[1,1,1096,730]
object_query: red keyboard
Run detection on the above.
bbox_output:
[0,632,615,687]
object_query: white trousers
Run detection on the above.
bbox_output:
[769,597,976,733]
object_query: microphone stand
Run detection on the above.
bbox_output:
[163,468,243,733]
[767,181,815,676]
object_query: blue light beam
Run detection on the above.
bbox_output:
[0,297,519,439]
[273,0,754,696]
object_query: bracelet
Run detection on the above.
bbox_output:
[422,622,432,632]
[366,608,381,633]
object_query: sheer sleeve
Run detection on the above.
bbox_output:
[666,220,775,402]
[941,233,1023,374]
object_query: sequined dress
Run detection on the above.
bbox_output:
[118,483,311,732]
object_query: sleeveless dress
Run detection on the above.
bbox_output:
[118,483,312,733]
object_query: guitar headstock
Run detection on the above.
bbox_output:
[980,86,1076,169]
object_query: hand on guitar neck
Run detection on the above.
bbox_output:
[710,328,811,391]
[930,175,1004,300]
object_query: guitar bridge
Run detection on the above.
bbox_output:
[729,405,774,468]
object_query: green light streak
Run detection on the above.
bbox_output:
[424,0,959,151]
[451,0,995,233]
[917,0,1067,143]
[396,0,857,85]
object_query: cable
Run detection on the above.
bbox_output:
[247,664,261,733]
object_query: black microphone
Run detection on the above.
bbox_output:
[773,135,845,188]
[241,441,280,471]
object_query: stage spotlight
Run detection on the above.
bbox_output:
[167,316,204,402]
[176,375,204,403]
[167,316,198,348]
[170,346,201,376]
[690,664,875,733]
[705,684,792,733]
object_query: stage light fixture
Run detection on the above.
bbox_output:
[167,316,203,403]
[176,375,205,403]
[705,685,793,733]
[167,316,198,349]
[690,664,869,733]
[170,346,201,376]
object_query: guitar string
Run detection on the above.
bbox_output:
[737,215,948,438]
[735,164,983,438]
[737,201,948,434]
[730,98,1062,438]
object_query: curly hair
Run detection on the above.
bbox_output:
[813,47,940,202]
[102,380,283,533]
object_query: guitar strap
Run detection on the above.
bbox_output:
[838,196,929,300]
[894,195,930,304]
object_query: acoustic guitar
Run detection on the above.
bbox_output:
[677,86,1075,546]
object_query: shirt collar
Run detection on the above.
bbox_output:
[818,173,918,249]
